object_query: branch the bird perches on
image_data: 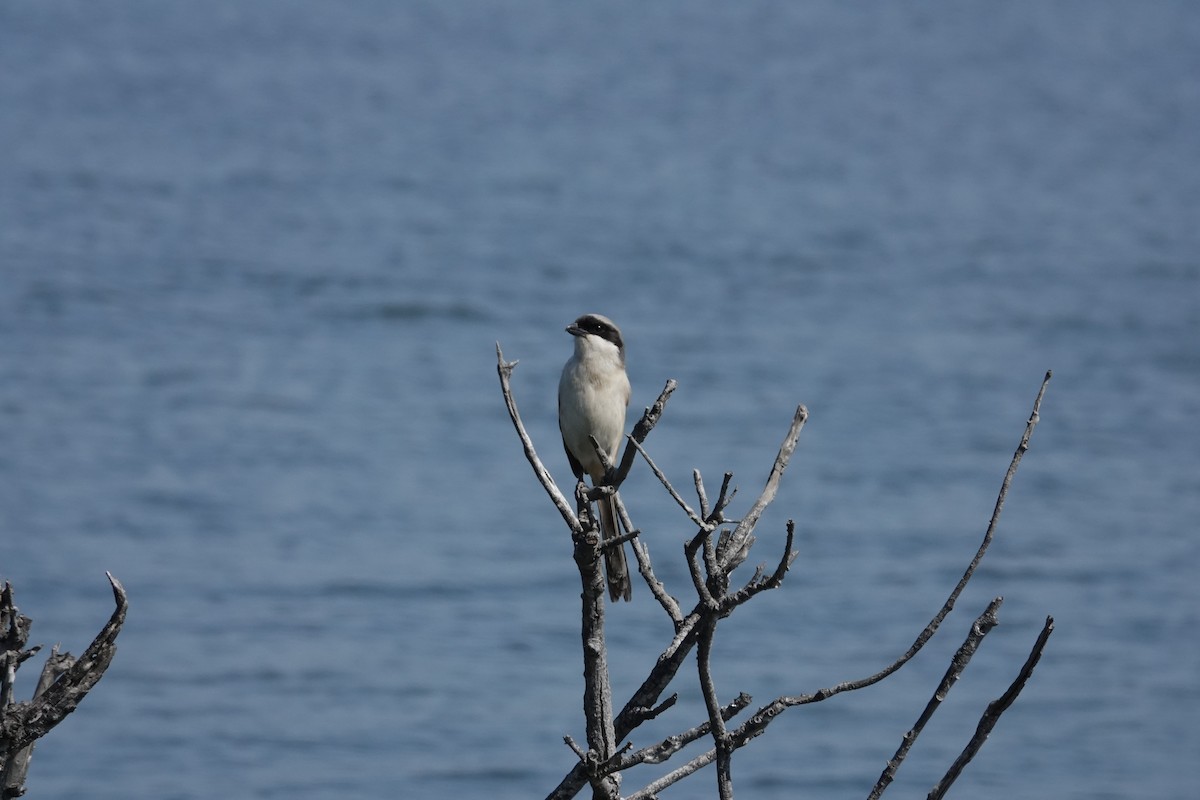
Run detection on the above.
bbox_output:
[498,344,1053,800]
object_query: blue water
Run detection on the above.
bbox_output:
[2,2,1197,798]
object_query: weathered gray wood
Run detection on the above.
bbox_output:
[0,574,127,798]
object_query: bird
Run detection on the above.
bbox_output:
[558,313,633,602]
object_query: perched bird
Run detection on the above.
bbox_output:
[558,313,633,602]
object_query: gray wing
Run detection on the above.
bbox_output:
[558,392,586,481]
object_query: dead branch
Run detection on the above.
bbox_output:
[0,646,73,797]
[496,343,580,533]
[621,693,752,769]
[718,404,807,573]
[934,370,1052,628]
[0,573,127,798]
[928,615,1056,799]
[631,438,707,528]
[868,597,1004,799]
[618,496,684,626]
[612,380,678,487]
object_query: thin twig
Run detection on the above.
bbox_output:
[619,494,683,625]
[621,693,679,732]
[563,736,587,760]
[600,529,640,552]
[612,380,678,487]
[631,438,706,528]
[721,520,797,611]
[621,693,752,768]
[684,533,719,611]
[711,472,737,522]
[694,470,711,520]
[625,748,718,800]
[495,344,580,533]
[931,371,1051,633]
[588,435,617,483]
[928,616,1055,800]
[868,598,1004,799]
[782,371,1054,707]
[719,405,808,572]
[702,533,725,599]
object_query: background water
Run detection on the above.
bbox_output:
[2,2,1198,798]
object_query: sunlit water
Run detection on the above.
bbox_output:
[2,3,1197,798]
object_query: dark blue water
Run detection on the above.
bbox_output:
[2,2,1197,798]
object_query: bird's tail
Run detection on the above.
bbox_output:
[599,494,632,602]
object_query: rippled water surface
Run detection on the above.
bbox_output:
[2,3,1197,798]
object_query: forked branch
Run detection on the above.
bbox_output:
[1,573,127,797]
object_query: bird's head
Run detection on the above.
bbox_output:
[567,313,625,362]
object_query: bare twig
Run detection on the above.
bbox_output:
[563,735,588,760]
[631,438,707,528]
[719,405,808,572]
[622,693,752,768]
[621,693,679,732]
[721,520,798,610]
[600,529,640,552]
[496,343,580,533]
[626,747,719,800]
[928,616,1055,800]
[619,494,684,625]
[694,470,711,520]
[588,435,618,484]
[684,533,720,611]
[931,371,1051,632]
[626,539,683,625]
[783,370,1053,707]
[711,472,737,523]
[868,598,1004,799]
[612,380,678,487]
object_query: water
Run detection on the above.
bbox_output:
[2,2,1197,798]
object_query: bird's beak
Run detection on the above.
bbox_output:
[566,324,583,337]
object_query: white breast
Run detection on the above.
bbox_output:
[558,339,631,478]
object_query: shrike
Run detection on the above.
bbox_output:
[558,313,633,602]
